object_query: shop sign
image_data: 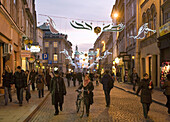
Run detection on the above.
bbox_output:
[123,55,131,62]
[159,22,170,36]
[28,57,35,63]
[30,46,40,52]
[21,50,31,58]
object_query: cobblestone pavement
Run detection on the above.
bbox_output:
[0,87,49,122]
[29,80,170,122]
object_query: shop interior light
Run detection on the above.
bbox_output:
[54,67,58,71]
[132,56,135,60]
[115,57,120,64]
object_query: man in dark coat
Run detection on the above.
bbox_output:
[77,72,83,85]
[136,73,153,119]
[45,71,51,91]
[72,72,77,87]
[100,70,114,107]
[66,72,71,87]
[50,71,66,115]
[29,69,36,91]
[14,66,27,106]
[130,68,139,91]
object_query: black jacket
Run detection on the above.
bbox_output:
[14,71,27,88]
[136,78,154,103]
[2,71,13,87]
[100,74,114,90]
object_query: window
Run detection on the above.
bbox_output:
[45,42,49,47]
[54,54,58,62]
[153,16,156,30]
[14,0,16,4]
[53,42,58,47]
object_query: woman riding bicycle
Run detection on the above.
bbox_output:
[77,73,94,117]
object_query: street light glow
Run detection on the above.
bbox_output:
[114,13,118,18]
[101,41,105,44]
[115,57,120,64]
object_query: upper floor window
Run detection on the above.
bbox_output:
[54,54,58,62]
[45,42,49,47]
[132,3,134,16]
[53,42,58,47]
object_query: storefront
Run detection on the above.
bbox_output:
[158,22,170,86]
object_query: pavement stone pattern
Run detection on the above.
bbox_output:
[0,87,49,122]
[29,80,170,122]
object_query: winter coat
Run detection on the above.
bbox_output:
[2,71,13,87]
[66,73,71,80]
[50,76,66,105]
[46,74,51,86]
[136,79,154,104]
[29,71,37,83]
[89,73,94,81]
[100,74,114,91]
[72,73,77,81]
[78,82,94,105]
[36,74,45,90]
[130,73,139,83]
[162,80,170,95]
[14,71,27,88]
[77,73,83,82]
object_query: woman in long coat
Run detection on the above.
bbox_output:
[136,73,153,119]
[50,71,66,115]
[77,74,94,117]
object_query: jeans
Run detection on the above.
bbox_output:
[104,90,111,106]
[31,83,35,91]
[84,96,90,114]
[133,81,136,91]
[4,87,12,105]
[38,89,44,98]
[16,88,24,104]
[73,80,76,86]
[142,103,150,118]
[67,79,70,87]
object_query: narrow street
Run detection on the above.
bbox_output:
[28,80,170,122]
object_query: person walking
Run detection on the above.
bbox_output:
[25,70,31,103]
[72,72,77,87]
[77,72,83,85]
[116,71,121,83]
[36,70,46,98]
[46,71,51,91]
[50,70,66,115]
[14,66,27,106]
[2,65,13,105]
[77,74,94,117]
[66,72,71,87]
[29,69,36,91]
[162,74,170,114]
[89,71,94,82]
[95,73,99,86]
[136,73,153,119]
[130,68,139,91]
[100,70,114,107]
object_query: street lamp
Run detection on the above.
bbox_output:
[115,57,120,64]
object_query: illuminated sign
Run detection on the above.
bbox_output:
[30,46,40,52]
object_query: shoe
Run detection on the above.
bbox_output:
[106,105,110,107]
[5,103,7,106]
[19,102,22,106]
[10,99,12,102]
[54,112,59,116]
[87,113,89,117]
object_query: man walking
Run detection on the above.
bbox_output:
[29,69,37,91]
[136,73,153,119]
[14,66,27,106]
[100,70,114,107]
[50,71,66,115]
[77,72,83,85]
[66,71,71,87]
[130,68,139,91]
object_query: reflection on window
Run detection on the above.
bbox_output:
[45,42,49,47]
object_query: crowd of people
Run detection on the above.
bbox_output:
[1,65,170,119]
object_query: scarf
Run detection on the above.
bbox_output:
[83,75,90,87]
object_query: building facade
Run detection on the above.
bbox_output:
[39,23,72,73]
[136,0,160,87]
[0,0,36,87]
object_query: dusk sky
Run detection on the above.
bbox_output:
[35,0,116,52]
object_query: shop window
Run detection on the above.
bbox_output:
[153,16,156,30]
[45,42,49,47]
[53,42,58,48]
[14,0,16,4]
[54,54,58,62]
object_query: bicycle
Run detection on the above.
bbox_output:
[75,89,88,118]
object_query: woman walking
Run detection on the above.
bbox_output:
[2,65,13,105]
[77,74,94,117]
[162,74,170,114]
[136,73,153,119]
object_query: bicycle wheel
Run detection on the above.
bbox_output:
[76,99,81,113]
[79,98,84,118]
